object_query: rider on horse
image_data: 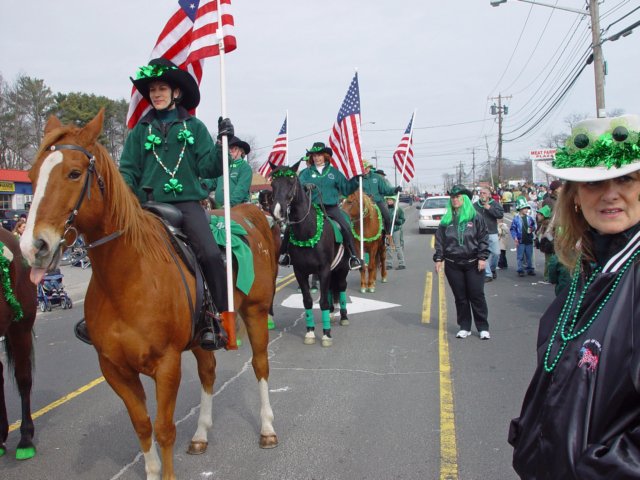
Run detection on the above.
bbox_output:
[279,142,362,270]
[361,160,401,241]
[76,58,234,349]
[203,136,253,207]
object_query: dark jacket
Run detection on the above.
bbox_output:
[547,254,571,296]
[433,213,489,264]
[119,107,222,203]
[510,226,640,479]
[473,199,504,234]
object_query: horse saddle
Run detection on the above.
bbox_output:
[142,201,227,350]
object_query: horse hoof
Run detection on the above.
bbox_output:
[260,434,279,449]
[321,335,333,347]
[303,332,316,345]
[267,314,275,330]
[187,440,208,455]
[360,288,366,293]
[0,445,5,457]
[15,446,36,460]
[368,287,376,293]
[340,318,349,326]
[381,277,388,283]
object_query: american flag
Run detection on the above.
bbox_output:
[126,0,237,129]
[393,113,416,183]
[328,73,363,179]
[258,116,288,177]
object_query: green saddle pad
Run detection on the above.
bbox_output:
[209,216,255,295]
[328,217,343,244]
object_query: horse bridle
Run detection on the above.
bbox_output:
[48,144,123,250]
[280,177,315,226]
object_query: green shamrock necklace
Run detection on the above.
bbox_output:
[145,121,195,195]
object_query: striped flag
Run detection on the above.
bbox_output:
[393,113,416,183]
[328,73,363,179]
[258,116,288,177]
[126,0,237,129]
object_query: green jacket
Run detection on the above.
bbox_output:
[207,158,253,207]
[298,164,358,206]
[362,171,397,202]
[389,204,405,232]
[120,108,222,203]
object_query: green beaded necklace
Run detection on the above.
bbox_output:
[543,250,640,373]
[145,122,194,195]
[289,204,324,247]
[0,241,23,322]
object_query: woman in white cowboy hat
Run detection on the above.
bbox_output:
[75,58,234,350]
[510,114,640,479]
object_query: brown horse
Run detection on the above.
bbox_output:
[342,191,387,292]
[20,110,278,479]
[0,228,37,460]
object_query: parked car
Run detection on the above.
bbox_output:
[398,193,413,205]
[417,196,450,233]
[1,209,28,231]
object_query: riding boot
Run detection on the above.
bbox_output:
[74,319,92,345]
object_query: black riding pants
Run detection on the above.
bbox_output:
[376,200,392,234]
[324,204,357,257]
[173,201,228,312]
[443,259,489,332]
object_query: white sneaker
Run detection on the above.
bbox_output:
[479,330,491,340]
[455,330,472,339]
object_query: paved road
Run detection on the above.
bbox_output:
[2,206,553,479]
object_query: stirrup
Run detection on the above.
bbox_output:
[278,253,291,267]
[200,311,228,351]
[349,256,362,270]
[74,319,92,345]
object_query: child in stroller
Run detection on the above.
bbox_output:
[37,268,73,311]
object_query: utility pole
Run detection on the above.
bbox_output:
[589,0,606,117]
[472,148,476,187]
[489,93,511,186]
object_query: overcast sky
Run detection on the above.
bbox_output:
[1,1,639,191]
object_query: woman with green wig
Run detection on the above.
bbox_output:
[433,184,490,340]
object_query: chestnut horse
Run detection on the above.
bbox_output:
[342,191,387,293]
[0,229,37,460]
[20,110,278,480]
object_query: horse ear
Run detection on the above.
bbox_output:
[291,160,302,172]
[79,108,105,144]
[268,161,278,170]
[44,115,63,135]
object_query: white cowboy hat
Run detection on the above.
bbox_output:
[537,114,640,182]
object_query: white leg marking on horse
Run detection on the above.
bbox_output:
[20,151,63,262]
[259,379,276,436]
[191,387,213,443]
[143,442,161,480]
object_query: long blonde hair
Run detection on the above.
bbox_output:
[553,181,592,270]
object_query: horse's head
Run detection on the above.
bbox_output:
[269,161,302,222]
[341,191,361,219]
[21,109,107,283]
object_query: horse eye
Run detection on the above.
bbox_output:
[68,170,82,180]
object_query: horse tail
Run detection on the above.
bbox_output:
[3,329,36,380]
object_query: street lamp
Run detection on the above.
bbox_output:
[490,0,606,118]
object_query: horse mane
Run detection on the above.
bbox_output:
[38,125,171,262]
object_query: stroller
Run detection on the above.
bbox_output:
[37,268,73,312]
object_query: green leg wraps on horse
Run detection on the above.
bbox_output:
[321,310,331,330]
[339,291,348,310]
[305,309,314,328]
[16,446,36,460]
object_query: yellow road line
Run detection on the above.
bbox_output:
[438,271,459,479]
[275,272,296,292]
[9,376,105,433]
[431,235,435,249]
[421,271,433,323]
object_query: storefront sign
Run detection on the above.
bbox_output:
[0,181,16,193]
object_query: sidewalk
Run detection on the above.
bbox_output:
[59,264,91,301]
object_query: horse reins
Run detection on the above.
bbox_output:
[48,144,123,250]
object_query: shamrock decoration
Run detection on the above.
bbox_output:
[134,64,177,80]
[145,134,162,151]
[177,129,194,145]
[164,178,184,195]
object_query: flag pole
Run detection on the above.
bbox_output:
[391,109,417,233]
[356,69,364,265]
[216,1,236,347]
[285,110,289,165]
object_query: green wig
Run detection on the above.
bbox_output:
[440,194,476,227]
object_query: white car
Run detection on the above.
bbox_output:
[417,196,450,233]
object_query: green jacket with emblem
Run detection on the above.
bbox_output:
[362,171,397,202]
[207,158,253,207]
[298,164,358,206]
[119,107,222,203]
[389,204,405,232]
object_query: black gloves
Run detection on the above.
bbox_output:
[395,186,402,193]
[217,117,234,139]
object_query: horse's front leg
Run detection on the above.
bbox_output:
[317,268,333,347]
[294,269,315,345]
[187,348,216,455]
[98,357,160,480]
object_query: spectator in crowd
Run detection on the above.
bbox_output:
[474,186,504,282]
[510,197,537,277]
[497,218,510,269]
[385,196,406,270]
[510,114,640,478]
[541,179,562,212]
[12,218,26,238]
[434,184,490,340]
[534,205,554,283]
